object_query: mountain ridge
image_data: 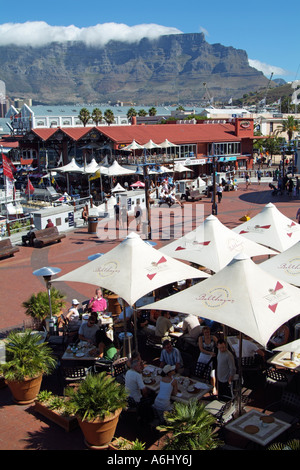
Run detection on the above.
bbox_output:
[0,32,270,105]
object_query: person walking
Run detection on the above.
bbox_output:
[216,184,223,203]
[216,339,236,401]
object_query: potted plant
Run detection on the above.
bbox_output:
[34,390,78,432]
[156,400,223,450]
[0,330,57,404]
[22,288,66,330]
[66,371,128,449]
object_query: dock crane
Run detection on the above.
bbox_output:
[259,72,273,109]
[203,82,214,106]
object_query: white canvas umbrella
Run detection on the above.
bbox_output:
[160,215,276,273]
[53,232,208,306]
[232,203,300,252]
[122,140,144,151]
[53,232,209,353]
[259,241,300,287]
[55,158,83,173]
[55,158,84,193]
[174,162,194,173]
[142,140,160,149]
[158,139,176,148]
[140,253,300,348]
[273,339,300,353]
[101,160,135,176]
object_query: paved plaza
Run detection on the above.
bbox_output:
[0,181,299,450]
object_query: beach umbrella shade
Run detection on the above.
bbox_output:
[53,232,209,308]
[130,181,145,188]
[139,253,300,348]
[232,203,300,252]
[159,215,276,273]
[259,241,300,287]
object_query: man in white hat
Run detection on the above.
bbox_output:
[62,299,81,332]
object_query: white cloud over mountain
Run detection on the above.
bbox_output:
[248,58,288,78]
[0,21,182,47]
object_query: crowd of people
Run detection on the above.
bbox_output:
[55,284,297,426]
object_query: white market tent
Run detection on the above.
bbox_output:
[232,203,300,252]
[160,215,276,273]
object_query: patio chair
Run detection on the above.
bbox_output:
[263,391,300,426]
[264,367,294,393]
[112,356,128,384]
[190,361,212,384]
[61,366,87,389]
[205,398,237,426]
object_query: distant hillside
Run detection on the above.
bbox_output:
[0,33,270,105]
[236,82,295,108]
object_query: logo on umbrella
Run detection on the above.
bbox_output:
[95,261,121,278]
[146,256,168,280]
[265,281,289,312]
[278,258,300,276]
[196,287,234,308]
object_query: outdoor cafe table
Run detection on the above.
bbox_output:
[62,341,100,362]
[225,409,291,447]
[142,365,212,404]
[267,351,300,372]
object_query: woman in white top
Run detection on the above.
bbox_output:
[153,364,178,422]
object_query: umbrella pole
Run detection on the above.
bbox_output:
[133,303,138,353]
[238,332,243,416]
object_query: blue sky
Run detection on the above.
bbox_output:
[1,0,299,83]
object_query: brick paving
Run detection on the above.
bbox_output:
[0,182,299,450]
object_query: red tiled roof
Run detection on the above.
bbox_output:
[95,123,240,145]
[32,128,58,140]
[30,122,244,144]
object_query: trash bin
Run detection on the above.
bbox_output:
[118,332,133,358]
[88,216,99,234]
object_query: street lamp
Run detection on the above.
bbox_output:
[33,266,61,334]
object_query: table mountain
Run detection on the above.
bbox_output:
[0,32,269,105]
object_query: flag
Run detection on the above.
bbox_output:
[228,97,233,105]
[25,178,35,195]
[2,154,14,180]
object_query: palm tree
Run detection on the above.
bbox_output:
[104,109,115,126]
[78,108,91,127]
[148,107,157,116]
[275,115,300,142]
[127,107,137,120]
[92,108,103,126]
[138,109,147,117]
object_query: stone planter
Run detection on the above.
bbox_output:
[34,401,78,432]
